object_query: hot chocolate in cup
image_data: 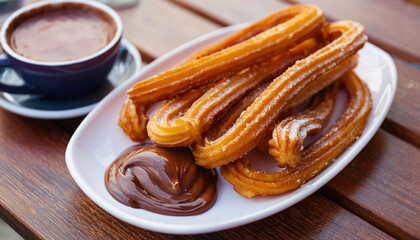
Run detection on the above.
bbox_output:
[0,0,123,98]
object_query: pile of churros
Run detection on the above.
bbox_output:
[118,5,372,198]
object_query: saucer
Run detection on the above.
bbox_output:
[0,38,141,119]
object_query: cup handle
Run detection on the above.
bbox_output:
[0,56,38,94]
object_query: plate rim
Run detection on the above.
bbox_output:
[66,24,397,234]
[0,38,142,119]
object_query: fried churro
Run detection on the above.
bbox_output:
[268,83,338,167]
[116,5,373,200]
[193,21,367,168]
[147,39,322,147]
[119,5,324,141]
[221,71,372,197]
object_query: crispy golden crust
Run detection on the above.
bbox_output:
[269,83,338,167]
[193,21,367,168]
[180,5,320,63]
[117,5,373,199]
[221,71,372,197]
[119,5,324,142]
[127,5,324,106]
[118,100,149,142]
[146,89,205,146]
[147,39,322,147]
[206,81,271,142]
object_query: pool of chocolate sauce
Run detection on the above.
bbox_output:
[105,144,217,216]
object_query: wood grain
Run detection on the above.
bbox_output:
[117,0,219,59]
[289,0,420,64]
[172,0,289,26]
[0,109,392,239]
[321,129,420,240]
[0,110,152,240]
[219,194,392,240]
[382,58,420,147]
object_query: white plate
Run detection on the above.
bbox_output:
[0,39,141,119]
[66,24,397,234]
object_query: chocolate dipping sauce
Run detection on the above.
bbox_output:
[105,145,217,216]
[8,4,116,62]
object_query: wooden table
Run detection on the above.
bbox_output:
[1,0,419,239]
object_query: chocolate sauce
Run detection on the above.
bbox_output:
[105,144,217,216]
[8,3,116,62]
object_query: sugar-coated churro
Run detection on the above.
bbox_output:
[268,83,338,167]
[193,21,367,168]
[221,71,372,197]
[116,5,373,200]
[147,39,322,147]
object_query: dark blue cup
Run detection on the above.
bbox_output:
[0,0,123,98]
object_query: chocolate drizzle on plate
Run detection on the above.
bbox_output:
[105,144,217,216]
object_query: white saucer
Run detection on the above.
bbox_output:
[0,38,141,119]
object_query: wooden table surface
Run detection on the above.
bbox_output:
[1,0,419,239]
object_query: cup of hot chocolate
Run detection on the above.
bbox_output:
[0,0,123,98]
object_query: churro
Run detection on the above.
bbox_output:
[127,5,324,106]
[147,39,322,147]
[193,21,367,168]
[269,83,338,167]
[116,5,373,200]
[119,5,324,141]
[221,71,372,197]
[118,100,149,142]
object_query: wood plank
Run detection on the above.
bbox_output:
[321,129,420,240]
[0,110,157,239]
[172,0,289,26]
[382,58,420,147]
[219,194,392,240]
[56,117,85,135]
[289,0,420,64]
[117,0,219,59]
[0,109,392,239]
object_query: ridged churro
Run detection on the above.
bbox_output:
[193,21,367,168]
[116,5,373,200]
[269,83,338,167]
[127,5,324,106]
[147,39,322,147]
[118,100,149,142]
[119,5,324,141]
[221,71,372,197]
